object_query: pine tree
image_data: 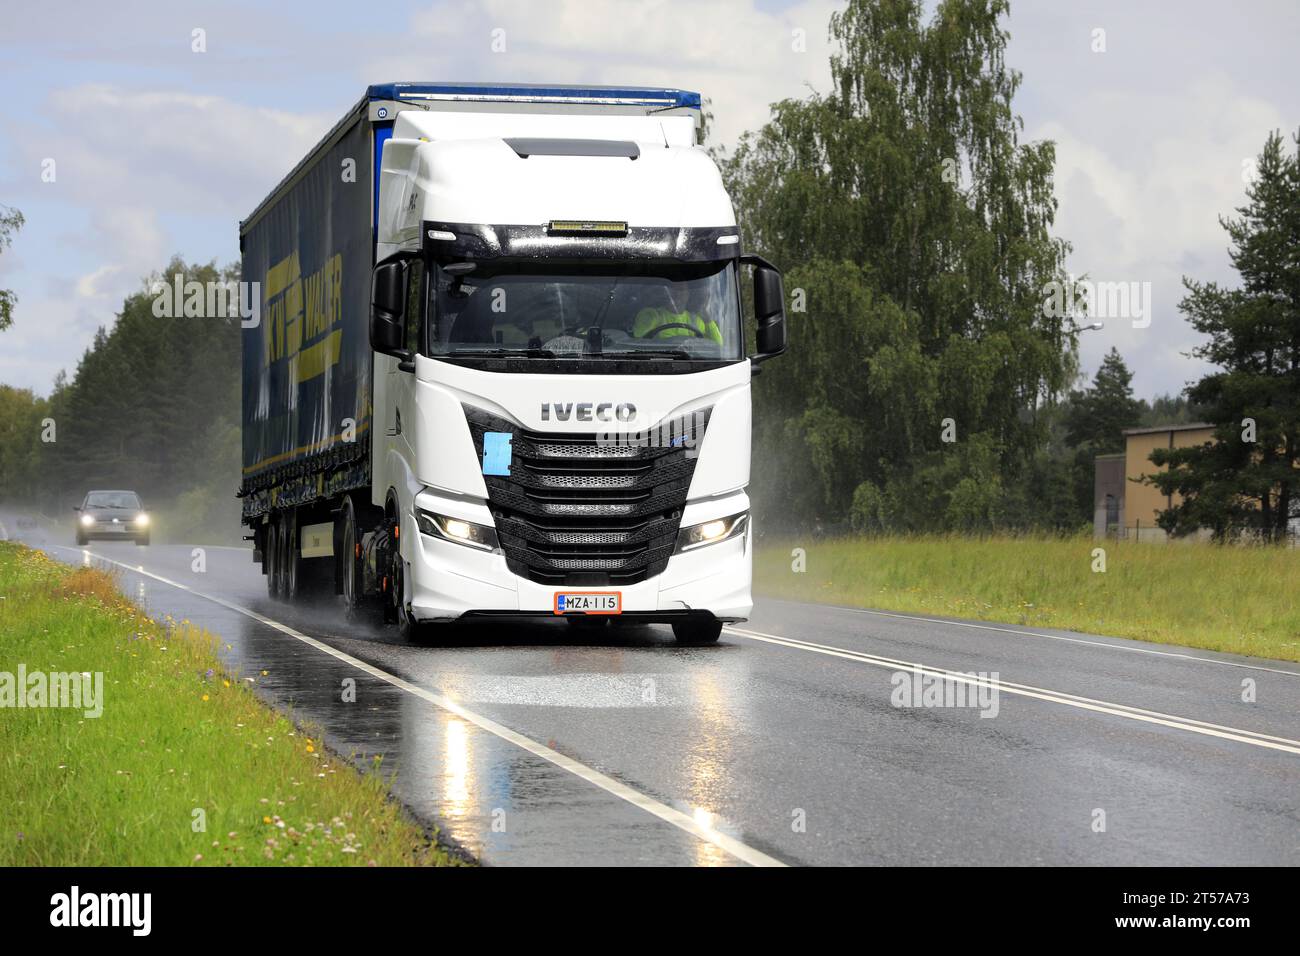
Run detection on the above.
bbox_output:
[1064,348,1143,454]
[1144,130,1300,542]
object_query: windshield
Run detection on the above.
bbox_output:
[428,261,742,361]
[85,491,142,510]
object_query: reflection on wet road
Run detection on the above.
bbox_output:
[9,517,1300,867]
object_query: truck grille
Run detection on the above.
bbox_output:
[463,404,710,586]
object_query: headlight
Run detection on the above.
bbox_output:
[80,514,94,527]
[416,510,499,551]
[675,511,748,552]
[134,513,149,527]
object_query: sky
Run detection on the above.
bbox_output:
[0,0,1296,401]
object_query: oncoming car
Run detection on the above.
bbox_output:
[75,490,151,546]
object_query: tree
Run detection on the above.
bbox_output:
[39,257,241,509]
[1139,392,1206,428]
[720,0,1077,532]
[1050,347,1143,526]
[1144,130,1300,542]
[1064,348,1143,453]
[0,204,23,331]
[0,384,48,500]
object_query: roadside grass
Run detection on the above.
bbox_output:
[0,542,457,866]
[754,534,1300,663]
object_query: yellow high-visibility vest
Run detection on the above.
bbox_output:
[632,307,722,345]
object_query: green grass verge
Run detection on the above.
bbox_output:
[0,542,458,866]
[754,534,1300,663]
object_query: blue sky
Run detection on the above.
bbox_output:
[1,0,1297,400]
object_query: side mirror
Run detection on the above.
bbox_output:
[370,258,411,364]
[742,253,787,363]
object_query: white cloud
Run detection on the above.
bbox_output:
[1032,72,1292,398]
[30,85,331,218]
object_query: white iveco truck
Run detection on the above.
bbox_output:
[240,83,786,643]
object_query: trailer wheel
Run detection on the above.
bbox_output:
[283,510,301,601]
[265,520,281,599]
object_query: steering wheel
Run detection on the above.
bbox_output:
[637,322,708,339]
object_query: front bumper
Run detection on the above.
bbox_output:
[79,526,148,541]
[404,488,753,624]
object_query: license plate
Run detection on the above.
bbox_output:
[554,591,621,615]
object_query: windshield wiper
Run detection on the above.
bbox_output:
[446,347,558,358]
[603,348,696,360]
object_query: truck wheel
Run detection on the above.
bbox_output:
[283,511,301,601]
[337,498,364,618]
[671,617,722,645]
[382,546,400,625]
[266,521,281,599]
[76,532,87,547]
[396,602,422,642]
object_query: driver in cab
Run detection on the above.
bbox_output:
[631,285,723,345]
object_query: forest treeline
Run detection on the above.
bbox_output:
[0,259,241,538]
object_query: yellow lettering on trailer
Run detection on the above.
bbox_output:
[261,250,342,374]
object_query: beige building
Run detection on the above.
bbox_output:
[1094,423,1215,540]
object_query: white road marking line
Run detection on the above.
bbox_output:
[775,600,1300,678]
[725,626,1300,757]
[47,545,784,868]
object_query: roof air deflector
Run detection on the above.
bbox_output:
[505,138,640,159]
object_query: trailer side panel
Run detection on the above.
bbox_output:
[239,114,374,520]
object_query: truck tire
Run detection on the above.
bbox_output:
[671,617,722,645]
[396,601,422,642]
[337,497,364,619]
[266,520,281,599]
[382,546,400,625]
[283,510,301,601]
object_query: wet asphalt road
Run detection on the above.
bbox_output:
[4,512,1299,866]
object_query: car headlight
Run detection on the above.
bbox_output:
[415,510,499,551]
[134,513,149,527]
[80,514,94,527]
[675,511,748,552]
